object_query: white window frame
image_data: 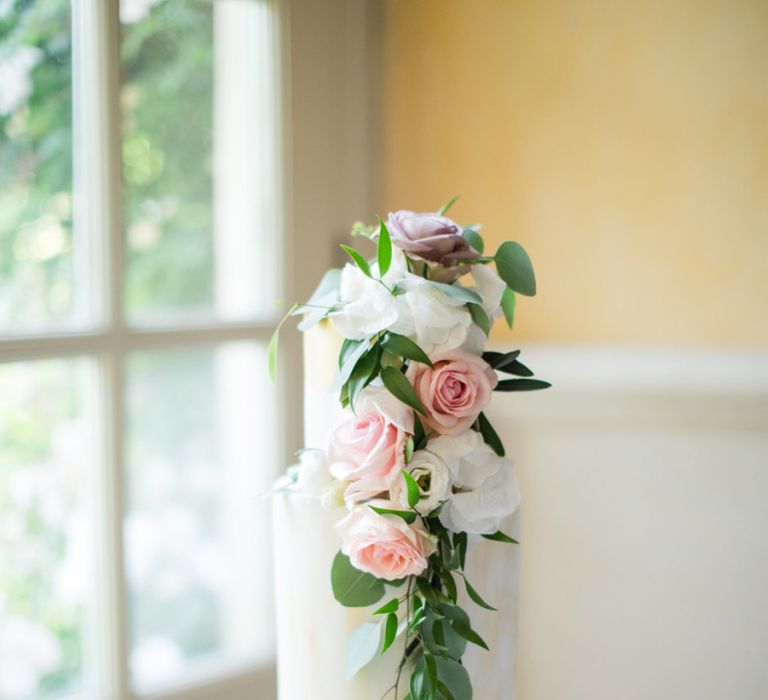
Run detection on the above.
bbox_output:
[0,0,296,698]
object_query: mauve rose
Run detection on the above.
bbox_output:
[406,349,497,435]
[386,210,479,265]
[328,386,413,505]
[336,500,437,580]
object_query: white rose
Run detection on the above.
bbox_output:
[429,430,520,534]
[395,449,452,515]
[462,264,506,354]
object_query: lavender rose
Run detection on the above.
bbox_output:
[386,210,479,266]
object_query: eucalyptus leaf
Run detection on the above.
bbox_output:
[381,332,433,367]
[422,606,468,660]
[434,657,472,700]
[450,617,489,650]
[377,219,392,277]
[467,303,491,336]
[341,244,373,278]
[381,612,398,654]
[495,378,551,392]
[478,412,505,457]
[331,551,385,607]
[494,241,536,296]
[369,505,417,524]
[500,286,516,327]
[402,469,420,508]
[428,281,483,306]
[481,530,519,544]
[345,621,382,679]
[462,228,484,254]
[381,366,427,416]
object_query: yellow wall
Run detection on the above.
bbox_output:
[379,0,768,346]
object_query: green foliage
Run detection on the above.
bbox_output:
[381,366,427,416]
[381,612,398,654]
[369,505,417,524]
[462,576,497,611]
[500,286,516,327]
[402,469,421,508]
[377,219,392,276]
[494,241,536,296]
[462,227,484,254]
[467,303,491,336]
[381,331,433,367]
[428,281,483,305]
[341,244,372,278]
[481,530,519,544]
[438,194,460,216]
[373,598,400,615]
[495,378,551,391]
[330,551,385,607]
[267,303,298,382]
[477,412,505,457]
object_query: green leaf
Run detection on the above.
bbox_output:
[267,303,299,382]
[338,337,372,385]
[369,505,417,524]
[462,576,497,611]
[494,241,536,296]
[402,469,421,508]
[331,551,385,607]
[422,606,468,660]
[424,651,438,691]
[453,532,468,570]
[381,332,433,367]
[348,345,381,410]
[345,621,382,679]
[440,568,458,603]
[410,667,426,699]
[502,360,533,377]
[477,412,505,457]
[373,597,400,615]
[404,436,415,464]
[428,281,483,305]
[501,286,516,327]
[434,657,472,700]
[437,680,457,700]
[341,244,373,278]
[438,194,460,216]
[495,378,551,392]
[462,228,484,254]
[467,303,491,336]
[450,617,489,650]
[381,612,398,654]
[482,349,520,370]
[377,219,392,277]
[481,530,519,544]
[414,414,427,450]
[381,366,427,416]
[339,338,363,369]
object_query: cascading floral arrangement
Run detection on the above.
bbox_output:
[269,198,550,700]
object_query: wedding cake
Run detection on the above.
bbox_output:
[269,205,547,699]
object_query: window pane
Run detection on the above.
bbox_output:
[121,0,279,325]
[124,342,276,693]
[0,2,77,334]
[0,358,95,700]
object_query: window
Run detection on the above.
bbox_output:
[0,1,285,698]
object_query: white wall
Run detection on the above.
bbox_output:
[485,347,768,700]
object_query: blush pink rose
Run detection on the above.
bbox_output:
[328,386,414,505]
[406,349,497,436]
[336,500,437,580]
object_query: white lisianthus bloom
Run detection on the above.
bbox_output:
[462,264,507,354]
[398,278,472,354]
[428,430,520,534]
[294,449,345,509]
[395,449,452,515]
[330,249,410,339]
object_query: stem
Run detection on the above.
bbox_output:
[393,576,414,699]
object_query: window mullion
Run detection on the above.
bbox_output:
[72,0,130,698]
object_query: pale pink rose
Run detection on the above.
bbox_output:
[329,386,414,505]
[386,210,479,266]
[406,349,497,436]
[336,500,437,580]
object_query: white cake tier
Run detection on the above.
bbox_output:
[273,319,520,698]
